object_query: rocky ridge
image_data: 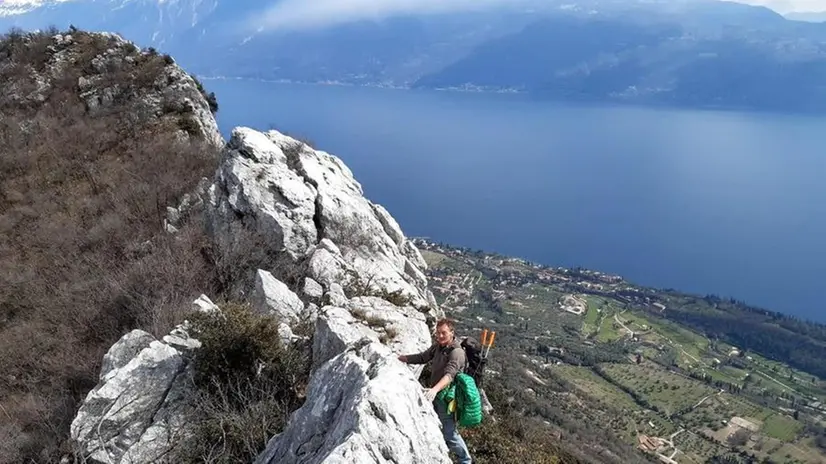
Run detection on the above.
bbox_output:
[69,125,452,463]
[1,29,221,146]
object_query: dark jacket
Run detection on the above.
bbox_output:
[406,337,466,388]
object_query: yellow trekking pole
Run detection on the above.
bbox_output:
[485,331,496,358]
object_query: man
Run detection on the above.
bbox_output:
[398,318,473,464]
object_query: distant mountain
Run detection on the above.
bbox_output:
[0,0,542,84]
[415,12,826,112]
[3,0,826,113]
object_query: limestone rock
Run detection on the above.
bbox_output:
[303,277,324,300]
[162,322,202,352]
[99,330,155,382]
[70,295,218,463]
[347,296,432,361]
[325,283,350,308]
[311,306,379,371]
[206,127,318,264]
[192,293,219,313]
[254,342,451,464]
[307,240,353,290]
[70,339,185,464]
[72,124,448,463]
[253,269,305,322]
[206,127,433,312]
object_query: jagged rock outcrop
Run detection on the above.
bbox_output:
[69,296,217,463]
[1,30,222,146]
[71,126,451,463]
[255,342,450,464]
[207,127,447,463]
[206,127,438,313]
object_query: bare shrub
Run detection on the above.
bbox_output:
[345,270,413,307]
[174,303,311,462]
[0,27,223,463]
[203,218,308,301]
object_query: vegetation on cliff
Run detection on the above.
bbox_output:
[0,27,221,462]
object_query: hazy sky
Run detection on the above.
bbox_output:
[251,0,826,32]
[251,0,512,31]
[737,0,826,13]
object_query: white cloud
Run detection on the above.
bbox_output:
[246,0,826,33]
[250,0,514,32]
[732,0,826,13]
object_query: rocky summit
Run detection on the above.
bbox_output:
[69,125,451,463]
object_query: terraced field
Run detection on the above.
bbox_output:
[419,243,826,463]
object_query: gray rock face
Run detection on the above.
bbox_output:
[99,330,155,382]
[191,293,220,313]
[72,127,448,464]
[347,296,433,362]
[207,127,439,315]
[205,128,447,464]
[254,342,451,464]
[70,334,188,464]
[253,269,306,322]
[207,128,319,266]
[303,277,324,301]
[69,296,218,464]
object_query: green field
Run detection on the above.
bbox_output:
[421,246,826,463]
[768,437,826,464]
[763,414,803,441]
[681,392,776,433]
[601,362,717,416]
[554,365,639,412]
[597,315,623,342]
[583,298,601,328]
[420,249,449,267]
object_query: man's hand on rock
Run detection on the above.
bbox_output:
[397,355,408,363]
[423,387,437,402]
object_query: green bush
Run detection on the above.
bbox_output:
[178,115,201,136]
[188,303,310,392]
[174,303,311,463]
[205,91,218,114]
[191,75,219,114]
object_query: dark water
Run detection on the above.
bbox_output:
[206,79,826,322]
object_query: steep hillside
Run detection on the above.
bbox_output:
[0,27,584,464]
[0,27,222,462]
[418,241,826,463]
[64,125,587,464]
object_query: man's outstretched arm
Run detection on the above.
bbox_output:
[398,344,436,365]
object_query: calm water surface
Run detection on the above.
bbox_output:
[207,79,826,322]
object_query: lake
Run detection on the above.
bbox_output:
[206,79,826,322]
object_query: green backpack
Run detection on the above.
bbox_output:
[437,372,483,428]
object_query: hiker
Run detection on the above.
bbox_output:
[398,318,473,464]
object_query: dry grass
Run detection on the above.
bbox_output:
[0,27,222,462]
